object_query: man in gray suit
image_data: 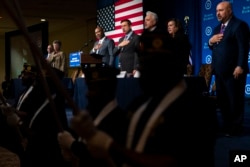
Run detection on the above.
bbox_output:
[90,26,115,66]
[113,19,141,77]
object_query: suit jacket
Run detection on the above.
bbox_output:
[46,51,66,73]
[209,16,249,76]
[89,37,115,66]
[113,32,141,73]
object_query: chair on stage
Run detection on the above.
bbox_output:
[198,64,217,106]
[198,64,213,90]
[184,63,215,97]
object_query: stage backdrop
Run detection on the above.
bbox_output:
[201,0,250,97]
[96,0,250,97]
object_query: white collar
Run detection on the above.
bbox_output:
[222,18,230,27]
[98,36,106,44]
[149,26,157,32]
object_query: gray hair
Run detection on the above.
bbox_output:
[146,11,158,22]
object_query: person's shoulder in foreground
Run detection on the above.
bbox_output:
[0,146,20,167]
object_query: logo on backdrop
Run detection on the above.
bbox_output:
[246,84,250,95]
[248,51,250,63]
[206,55,212,64]
[205,0,212,10]
[205,26,213,36]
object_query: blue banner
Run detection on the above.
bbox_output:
[246,74,250,98]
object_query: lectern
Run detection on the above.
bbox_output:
[81,53,102,64]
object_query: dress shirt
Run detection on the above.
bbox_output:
[124,31,133,40]
[93,37,106,54]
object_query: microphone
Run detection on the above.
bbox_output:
[184,16,190,35]
[80,39,94,51]
[84,39,94,47]
[184,16,189,25]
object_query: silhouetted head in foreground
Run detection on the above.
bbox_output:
[82,63,120,113]
[139,31,184,96]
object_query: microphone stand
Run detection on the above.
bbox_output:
[79,39,94,52]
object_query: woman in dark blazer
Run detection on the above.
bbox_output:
[167,18,192,75]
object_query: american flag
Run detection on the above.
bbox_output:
[97,0,144,45]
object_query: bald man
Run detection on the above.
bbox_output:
[209,1,250,136]
[90,26,115,67]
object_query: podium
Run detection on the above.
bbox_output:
[81,53,102,64]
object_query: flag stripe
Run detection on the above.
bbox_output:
[97,0,144,45]
[115,0,134,6]
[115,9,143,23]
[115,3,143,14]
[114,15,143,26]
[114,19,143,30]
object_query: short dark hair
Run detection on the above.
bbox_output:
[121,19,132,26]
[167,18,184,34]
[96,26,105,33]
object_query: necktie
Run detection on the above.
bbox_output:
[220,24,225,34]
[124,35,128,41]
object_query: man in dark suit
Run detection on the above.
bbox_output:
[90,26,115,66]
[113,19,141,77]
[209,1,250,136]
